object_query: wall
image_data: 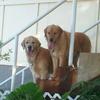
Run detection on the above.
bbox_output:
[0,0,99,66]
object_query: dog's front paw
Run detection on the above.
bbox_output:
[48,74,57,80]
[48,74,54,80]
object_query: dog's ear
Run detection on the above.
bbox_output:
[44,27,48,37]
[36,38,41,48]
[21,39,25,49]
[38,40,41,47]
[44,27,47,34]
[56,25,63,33]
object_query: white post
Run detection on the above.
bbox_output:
[0,4,5,41]
[0,2,5,54]
[11,35,19,91]
[21,71,25,85]
[68,0,77,66]
[95,0,100,53]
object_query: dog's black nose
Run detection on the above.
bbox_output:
[28,45,32,51]
[50,38,53,42]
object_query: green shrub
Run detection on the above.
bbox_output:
[61,92,69,100]
[69,76,100,100]
[5,82,44,100]
[0,41,12,61]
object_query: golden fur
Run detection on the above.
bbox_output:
[21,36,53,80]
[44,24,91,78]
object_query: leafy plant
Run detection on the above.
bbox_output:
[62,92,69,100]
[5,82,44,100]
[0,41,12,61]
[69,76,100,100]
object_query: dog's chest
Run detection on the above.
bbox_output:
[27,54,37,67]
[50,44,67,58]
[50,48,60,57]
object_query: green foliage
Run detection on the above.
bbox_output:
[5,82,44,100]
[61,92,69,100]
[70,76,100,100]
[0,41,12,61]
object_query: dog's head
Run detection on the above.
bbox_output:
[21,36,41,56]
[44,24,63,49]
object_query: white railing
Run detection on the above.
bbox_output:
[1,0,66,48]
[0,0,100,93]
[0,90,10,100]
[83,20,100,33]
[0,66,29,86]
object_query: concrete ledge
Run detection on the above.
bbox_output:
[77,53,100,82]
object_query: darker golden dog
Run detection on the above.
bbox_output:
[21,36,53,81]
[44,24,91,78]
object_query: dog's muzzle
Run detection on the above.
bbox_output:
[26,45,34,56]
[28,45,32,51]
[50,38,53,42]
[26,45,34,53]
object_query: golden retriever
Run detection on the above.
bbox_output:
[21,36,53,81]
[44,24,91,78]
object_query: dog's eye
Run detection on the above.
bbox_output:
[54,32,56,35]
[32,42,35,44]
[48,32,50,34]
[26,41,29,44]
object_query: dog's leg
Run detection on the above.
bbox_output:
[59,55,67,67]
[30,70,37,83]
[29,64,37,83]
[40,69,49,80]
[40,73,48,80]
[32,72,37,83]
[52,56,58,78]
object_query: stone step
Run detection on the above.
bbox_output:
[77,53,100,82]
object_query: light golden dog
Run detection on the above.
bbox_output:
[44,24,91,78]
[21,36,53,81]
